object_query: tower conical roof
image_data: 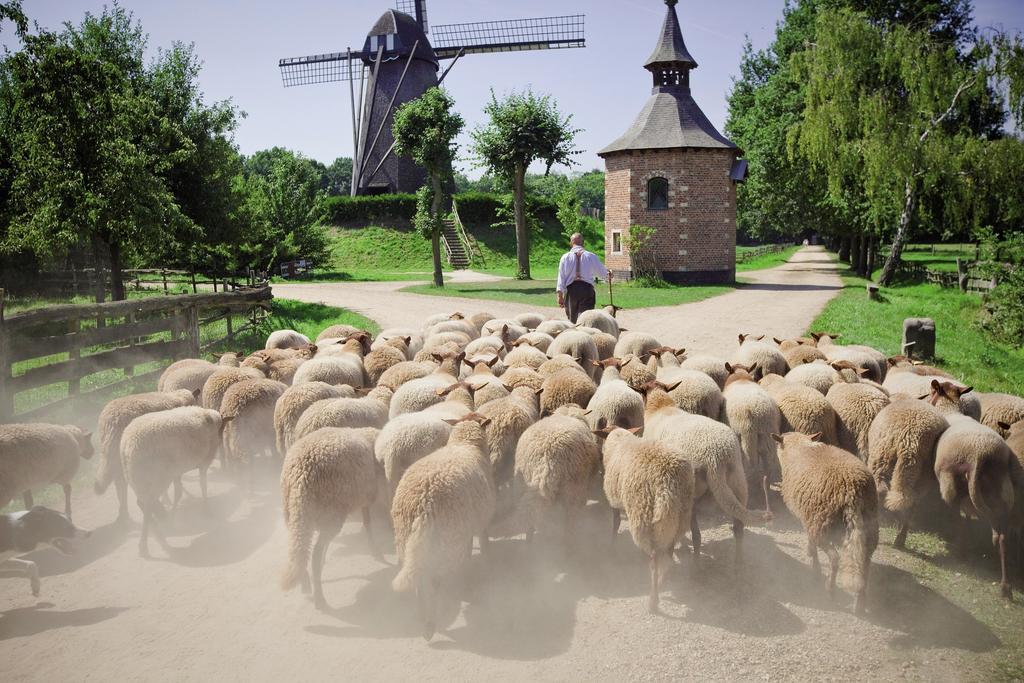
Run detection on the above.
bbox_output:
[644,0,697,70]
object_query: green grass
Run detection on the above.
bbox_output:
[736,245,801,272]
[810,261,1024,394]
[401,278,732,310]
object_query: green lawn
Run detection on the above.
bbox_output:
[401,278,733,310]
[810,262,1023,394]
[736,245,801,272]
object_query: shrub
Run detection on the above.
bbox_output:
[627,225,661,285]
[453,191,503,224]
[321,194,417,223]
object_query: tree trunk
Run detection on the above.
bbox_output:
[513,163,530,280]
[865,234,876,278]
[850,232,862,276]
[108,239,126,301]
[878,179,917,287]
[857,232,869,275]
[838,236,851,263]
[430,173,444,288]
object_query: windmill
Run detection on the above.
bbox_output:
[279,0,585,195]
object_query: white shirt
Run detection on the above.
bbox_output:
[556,246,609,293]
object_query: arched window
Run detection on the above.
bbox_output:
[647,177,669,210]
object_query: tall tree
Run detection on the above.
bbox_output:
[392,87,463,288]
[472,89,580,279]
[792,8,1023,284]
[323,157,353,196]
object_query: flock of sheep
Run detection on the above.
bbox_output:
[2,305,1024,640]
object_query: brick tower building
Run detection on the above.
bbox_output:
[599,0,747,284]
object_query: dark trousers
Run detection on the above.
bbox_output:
[564,280,596,323]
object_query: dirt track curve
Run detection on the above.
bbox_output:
[2,248,1010,680]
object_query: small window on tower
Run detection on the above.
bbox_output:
[611,231,623,254]
[648,177,669,210]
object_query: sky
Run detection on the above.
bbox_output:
[6,0,1024,178]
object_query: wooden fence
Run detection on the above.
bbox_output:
[735,243,796,264]
[897,262,997,294]
[0,286,272,422]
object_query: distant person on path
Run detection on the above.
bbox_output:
[556,232,612,323]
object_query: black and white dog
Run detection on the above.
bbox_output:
[0,506,91,596]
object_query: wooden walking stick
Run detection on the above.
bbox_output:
[607,274,614,309]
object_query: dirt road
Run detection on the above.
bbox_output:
[272,247,844,355]
[2,248,1013,679]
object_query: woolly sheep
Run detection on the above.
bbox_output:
[782,343,828,369]
[426,319,477,341]
[372,328,423,358]
[597,426,694,613]
[95,389,196,521]
[292,354,365,388]
[647,346,685,369]
[811,332,886,383]
[614,331,661,361]
[201,367,265,412]
[934,412,1015,599]
[885,355,953,379]
[391,414,496,640]
[265,329,311,350]
[585,359,644,430]
[641,381,771,562]
[548,329,600,381]
[157,358,212,391]
[539,367,597,417]
[461,356,509,407]
[576,307,620,338]
[536,319,575,337]
[316,324,364,342]
[481,319,527,341]
[375,413,454,495]
[294,387,393,441]
[721,364,782,479]
[477,386,542,485]
[731,334,787,380]
[538,354,585,378]
[499,366,545,392]
[121,406,222,557]
[882,372,980,419]
[469,312,495,332]
[364,337,411,385]
[580,327,617,360]
[826,382,890,460]
[216,352,243,367]
[503,343,548,371]
[0,423,93,521]
[978,392,1024,438]
[280,426,382,609]
[266,356,306,385]
[518,331,555,353]
[422,331,472,354]
[160,360,219,398]
[771,432,879,614]
[388,352,465,418]
[221,379,288,476]
[377,360,436,391]
[464,335,508,359]
[514,312,546,330]
[656,366,723,420]
[867,390,951,548]
[513,408,600,545]
[680,353,730,390]
[274,382,356,454]
[620,353,657,392]
[784,361,842,396]
[759,374,839,446]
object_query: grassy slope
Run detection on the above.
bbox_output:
[810,262,1023,395]
[402,278,732,309]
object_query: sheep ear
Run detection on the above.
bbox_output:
[221,414,235,423]
[192,388,202,400]
[487,355,499,367]
[534,387,544,396]
[959,386,973,396]
[456,351,466,362]
[627,427,643,435]
[431,353,444,362]
[857,368,869,376]
[582,409,592,415]
[618,327,628,332]
[596,417,607,430]
[403,336,412,345]
[930,379,942,391]
[738,334,747,345]
[832,333,842,339]
[665,380,682,392]
[770,433,783,444]
[436,386,452,396]
[308,344,319,354]
[442,419,460,426]
[998,421,1011,430]
[725,362,735,373]
[773,337,783,345]
[886,357,898,367]
[591,360,602,367]
[502,324,509,333]
[621,356,633,367]
[810,332,822,341]
[572,356,582,363]
[916,393,930,400]
[808,432,822,441]
[675,348,686,357]
[755,335,765,341]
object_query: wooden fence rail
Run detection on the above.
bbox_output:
[897,262,997,294]
[0,286,272,423]
[735,243,796,264]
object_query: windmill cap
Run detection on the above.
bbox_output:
[364,9,438,67]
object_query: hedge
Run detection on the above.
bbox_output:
[322,191,559,226]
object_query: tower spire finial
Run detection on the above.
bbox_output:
[665,0,678,6]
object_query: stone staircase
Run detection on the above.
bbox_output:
[441,218,470,269]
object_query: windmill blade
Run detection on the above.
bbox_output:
[279,51,369,86]
[395,0,428,33]
[432,14,584,59]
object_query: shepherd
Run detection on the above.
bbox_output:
[556,232,612,324]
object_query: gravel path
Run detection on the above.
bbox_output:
[272,247,843,354]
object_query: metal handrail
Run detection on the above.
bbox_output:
[450,200,485,268]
